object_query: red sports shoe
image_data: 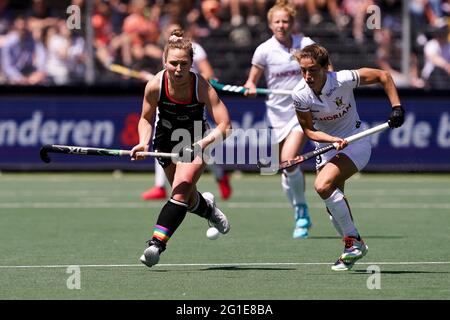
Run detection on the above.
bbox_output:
[141,186,167,200]
[217,172,232,200]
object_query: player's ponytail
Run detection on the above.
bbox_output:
[267,0,297,23]
[164,29,194,62]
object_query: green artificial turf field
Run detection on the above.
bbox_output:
[0,172,449,299]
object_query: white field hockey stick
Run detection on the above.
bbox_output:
[209,79,292,96]
[258,122,391,171]
[108,64,154,81]
[40,144,177,163]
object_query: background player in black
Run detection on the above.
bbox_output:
[130,30,232,268]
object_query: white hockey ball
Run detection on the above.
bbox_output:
[206,227,220,240]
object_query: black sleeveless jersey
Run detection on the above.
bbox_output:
[153,71,207,155]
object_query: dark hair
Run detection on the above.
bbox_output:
[163,29,193,62]
[294,44,330,68]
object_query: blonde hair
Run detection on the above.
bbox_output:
[163,29,194,62]
[267,0,297,23]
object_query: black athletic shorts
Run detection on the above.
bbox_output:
[152,122,208,168]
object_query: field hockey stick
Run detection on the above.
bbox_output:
[258,122,391,171]
[40,144,177,163]
[108,64,154,81]
[209,79,292,96]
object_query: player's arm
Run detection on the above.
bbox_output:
[197,76,232,150]
[295,110,347,150]
[197,58,215,80]
[243,65,264,96]
[357,68,404,128]
[130,72,161,160]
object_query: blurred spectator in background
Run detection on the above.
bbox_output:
[422,22,450,89]
[375,27,425,88]
[26,0,59,41]
[409,0,446,55]
[224,0,266,27]
[63,27,86,84]
[1,16,47,85]
[341,0,374,43]
[109,0,129,35]
[42,22,70,85]
[200,0,222,30]
[293,0,344,28]
[91,0,115,67]
[0,0,12,38]
[0,0,13,83]
[122,0,162,74]
[0,0,446,88]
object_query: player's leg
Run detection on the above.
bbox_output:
[140,160,230,268]
[279,130,311,238]
[184,165,231,234]
[315,152,368,271]
[141,160,204,268]
[207,163,232,200]
[140,162,178,267]
[316,156,358,236]
[141,160,167,200]
[171,161,230,233]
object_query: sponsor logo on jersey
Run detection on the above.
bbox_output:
[162,101,176,106]
[334,97,344,110]
[269,69,301,79]
[162,119,172,129]
[334,96,346,110]
[325,86,337,97]
[163,109,176,115]
[313,104,352,121]
[177,115,189,121]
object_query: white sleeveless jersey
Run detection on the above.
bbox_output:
[292,70,364,141]
[252,34,315,126]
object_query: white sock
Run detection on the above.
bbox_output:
[327,208,344,237]
[207,164,224,180]
[323,188,358,238]
[281,173,294,205]
[154,160,167,188]
[282,167,306,206]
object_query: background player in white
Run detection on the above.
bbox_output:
[243,0,314,238]
[292,44,405,271]
[141,23,232,201]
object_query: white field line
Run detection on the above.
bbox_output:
[0,202,450,209]
[1,189,450,197]
[0,261,450,269]
[1,175,449,183]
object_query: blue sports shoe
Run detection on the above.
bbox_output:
[293,203,312,238]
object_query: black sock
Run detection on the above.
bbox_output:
[152,198,188,245]
[189,192,212,219]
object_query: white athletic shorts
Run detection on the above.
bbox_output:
[315,137,372,171]
[268,116,303,144]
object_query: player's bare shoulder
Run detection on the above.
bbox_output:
[197,74,215,102]
[144,70,164,102]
